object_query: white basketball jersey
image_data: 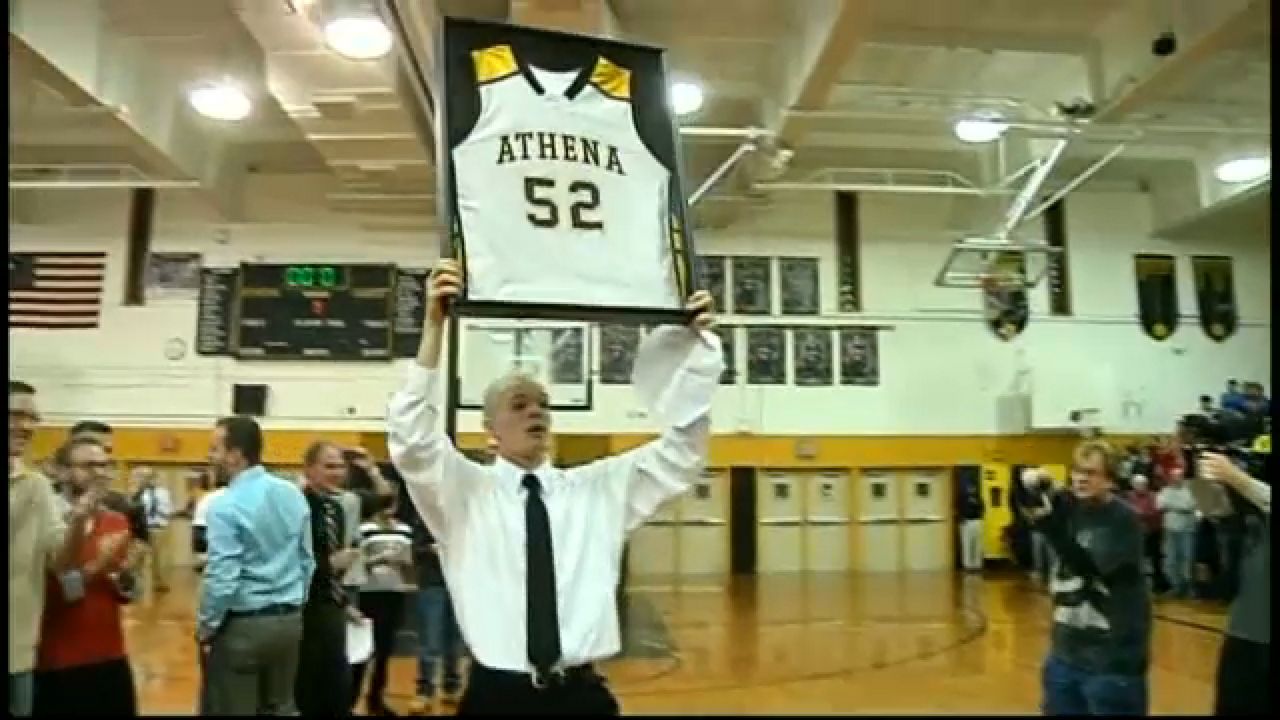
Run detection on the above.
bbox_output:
[451,44,684,310]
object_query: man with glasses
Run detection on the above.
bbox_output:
[1025,440,1151,716]
[34,436,137,715]
[8,381,92,716]
[68,421,147,599]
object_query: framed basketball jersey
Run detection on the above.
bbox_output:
[438,18,697,324]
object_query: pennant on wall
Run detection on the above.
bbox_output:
[9,252,107,329]
[983,251,1029,342]
[1134,254,1178,341]
[1191,255,1238,343]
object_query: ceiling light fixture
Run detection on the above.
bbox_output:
[188,80,252,122]
[670,80,704,117]
[324,15,393,60]
[954,113,1009,144]
[1214,155,1270,184]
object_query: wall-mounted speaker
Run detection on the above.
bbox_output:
[232,384,268,417]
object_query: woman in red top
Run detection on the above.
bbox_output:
[33,436,137,716]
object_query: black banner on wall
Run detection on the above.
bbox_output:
[1044,199,1071,316]
[1134,254,1178,341]
[1191,255,1238,343]
[835,191,860,312]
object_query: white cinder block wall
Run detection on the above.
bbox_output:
[9,180,1270,435]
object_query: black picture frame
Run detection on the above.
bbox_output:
[712,324,737,385]
[780,257,820,315]
[746,327,786,385]
[733,256,772,316]
[838,327,880,386]
[599,324,642,385]
[550,327,586,384]
[438,17,699,326]
[698,254,728,314]
[792,327,833,386]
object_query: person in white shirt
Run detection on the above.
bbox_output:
[133,467,174,593]
[388,259,719,715]
[191,480,228,572]
[1156,468,1198,598]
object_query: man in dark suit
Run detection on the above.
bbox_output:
[295,441,362,716]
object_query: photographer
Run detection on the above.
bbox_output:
[1200,452,1269,716]
[1024,440,1150,716]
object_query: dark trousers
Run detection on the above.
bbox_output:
[33,657,137,715]
[1041,654,1147,716]
[296,601,351,717]
[457,663,619,716]
[1215,635,1270,716]
[206,611,303,715]
[350,591,407,712]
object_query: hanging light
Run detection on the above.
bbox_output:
[954,112,1009,144]
[1214,155,1270,184]
[324,14,393,60]
[188,80,252,121]
[670,80,704,117]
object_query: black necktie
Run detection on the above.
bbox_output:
[322,497,347,605]
[522,473,562,675]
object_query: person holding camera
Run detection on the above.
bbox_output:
[1024,440,1151,716]
[1200,452,1270,716]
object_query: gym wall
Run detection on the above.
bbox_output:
[10,178,1269,450]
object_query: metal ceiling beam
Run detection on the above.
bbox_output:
[11,0,249,218]
[769,0,870,148]
[867,28,1093,56]
[1093,0,1268,121]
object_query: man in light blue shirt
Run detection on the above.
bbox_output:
[198,415,314,715]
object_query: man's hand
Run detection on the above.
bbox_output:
[330,548,359,572]
[1021,492,1055,526]
[685,290,715,332]
[347,446,375,472]
[1201,452,1248,490]
[86,530,130,575]
[346,604,366,624]
[426,259,464,328]
[69,486,105,524]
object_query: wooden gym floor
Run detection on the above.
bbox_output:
[126,570,1223,715]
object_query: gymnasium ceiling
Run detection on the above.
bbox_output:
[9,0,1271,239]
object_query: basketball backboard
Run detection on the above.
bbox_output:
[457,318,593,411]
[934,237,1063,289]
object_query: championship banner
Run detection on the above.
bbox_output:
[439,18,696,323]
[1134,254,1178,341]
[982,251,1029,342]
[1191,255,1238,343]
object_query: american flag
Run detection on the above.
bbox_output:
[9,252,108,329]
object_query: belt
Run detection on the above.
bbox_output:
[472,663,600,692]
[227,603,300,619]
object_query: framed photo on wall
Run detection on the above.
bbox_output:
[549,327,585,384]
[437,17,697,324]
[698,255,728,313]
[792,327,833,386]
[599,324,642,384]
[745,326,786,384]
[712,324,737,384]
[733,256,772,315]
[838,328,879,385]
[779,257,820,315]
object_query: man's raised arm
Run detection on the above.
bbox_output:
[388,259,485,540]
[579,294,723,532]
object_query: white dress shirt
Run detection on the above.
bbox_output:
[141,485,173,529]
[387,325,723,674]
